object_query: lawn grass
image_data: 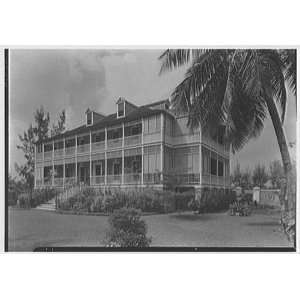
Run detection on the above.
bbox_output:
[8,207,292,251]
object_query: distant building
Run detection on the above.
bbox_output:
[34,97,230,193]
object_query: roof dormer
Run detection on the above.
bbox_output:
[86,108,105,126]
[116,97,138,118]
[117,98,125,118]
[86,108,93,126]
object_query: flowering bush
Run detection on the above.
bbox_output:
[105,208,151,247]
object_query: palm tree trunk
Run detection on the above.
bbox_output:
[265,94,295,244]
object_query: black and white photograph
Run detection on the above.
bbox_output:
[5,48,296,251]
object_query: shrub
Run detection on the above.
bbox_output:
[8,191,18,206]
[59,187,195,214]
[105,208,151,247]
[188,189,235,213]
[17,193,31,208]
[30,188,56,208]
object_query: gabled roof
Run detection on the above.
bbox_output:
[38,104,173,144]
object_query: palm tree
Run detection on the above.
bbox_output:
[159,49,296,241]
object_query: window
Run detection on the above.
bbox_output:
[118,102,125,117]
[87,112,92,125]
[95,164,102,176]
[107,128,122,140]
[210,158,217,175]
[65,138,75,148]
[218,160,224,177]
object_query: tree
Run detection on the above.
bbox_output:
[252,164,268,188]
[51,109,66,137]
[33,106,50,141]
[241,167,252,189]
[159,49,296,241]
[16,107,67,197]
[269,160,284,189]
[231,162,242,187]
[15,125,35,196]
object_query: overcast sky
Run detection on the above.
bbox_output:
[9,49,297,176]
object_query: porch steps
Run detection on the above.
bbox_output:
[34,198,56,211]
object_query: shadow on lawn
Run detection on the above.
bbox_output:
[246,221,280,227]
[169,212,215,221]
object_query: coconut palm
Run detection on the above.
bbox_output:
[159,49,296,241]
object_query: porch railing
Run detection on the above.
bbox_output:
[44,151,52,160]
[173,173,200,185]
[143,173,162,184]
[91,175,105,185]
[65,146,75,156]
[64,177,76,186]
[36,153,43,161]
[77,144,90,154]
[124,173,142,184]
[54,149,64,158]
[107,174,122,184]
[91,141,105,152]
[54,178,64,186]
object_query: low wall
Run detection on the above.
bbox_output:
[234,187,281,207]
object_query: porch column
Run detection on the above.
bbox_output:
[105,151,107,186]
[141,118,144,186]
[121,123,125,185]
[104,127,107,185]
[63,138,65,189]
[52,140,54,186]
[89,131,92,186]
[199,144,202,187]
[209,149,212,190]
[34,144,37,189]
[75,134,78,184]
[160,113,164,183]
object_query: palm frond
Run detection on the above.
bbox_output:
[159,49,206,74]
[280,49,297,96]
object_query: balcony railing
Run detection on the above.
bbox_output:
[54,149,64,158]
[107,138,122,149]
[107,174,122,184]
[65,146,75,156]
[91,141,105,152]
[124,134,142,147]
[91,175,105,185]
[44,151,52,160]
[77,144,90,154]
[124,173,142,184]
